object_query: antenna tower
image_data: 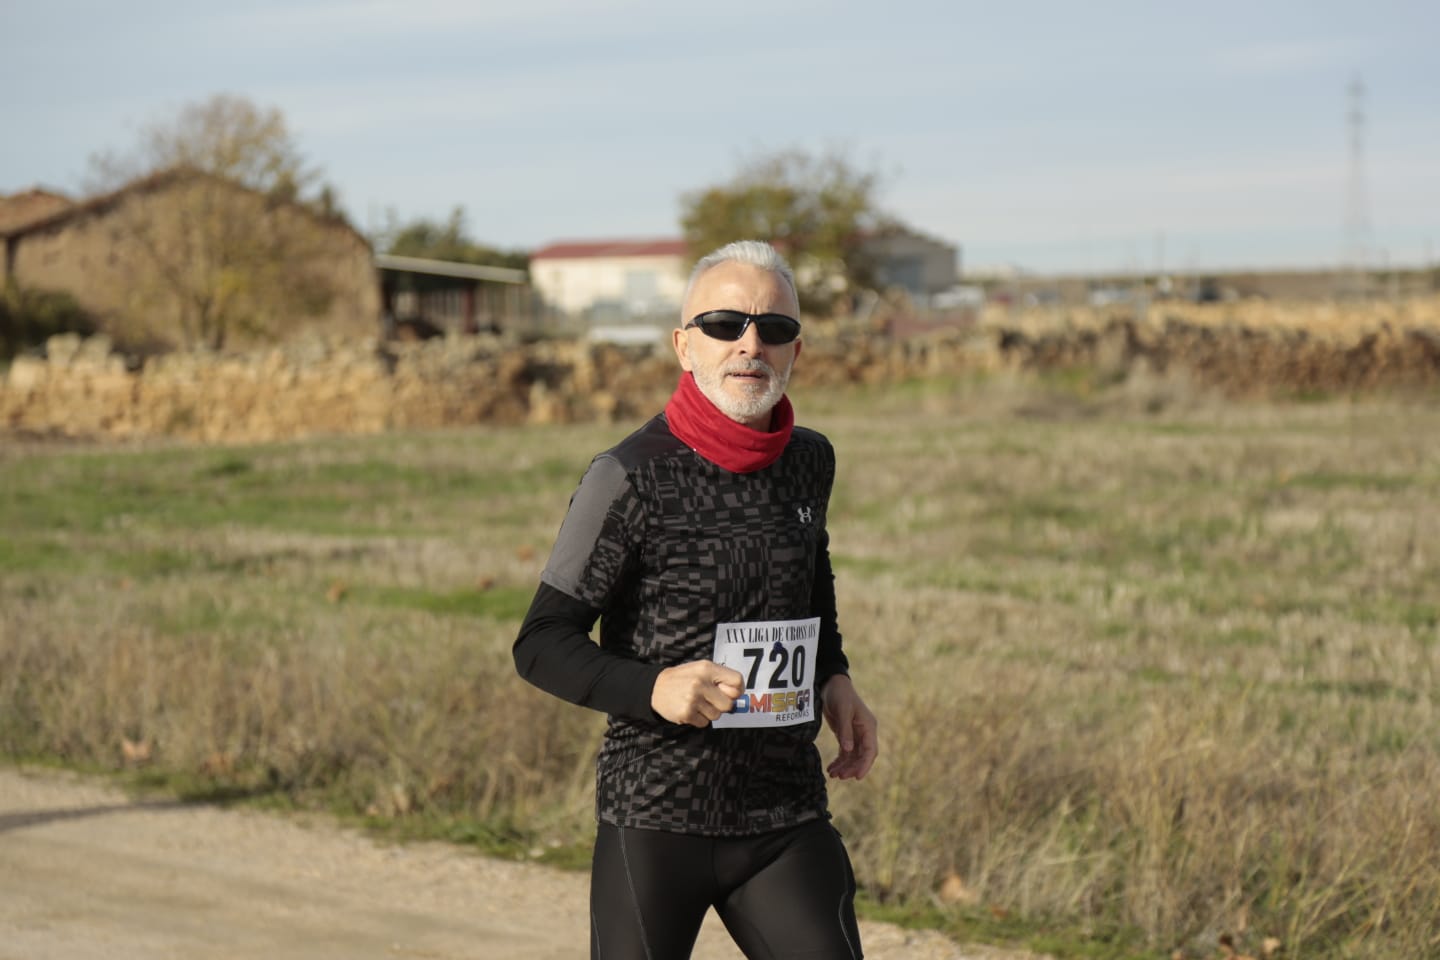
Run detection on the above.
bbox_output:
[1342,75,1372,296]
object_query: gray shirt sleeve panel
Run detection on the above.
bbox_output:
[539,454,632,599]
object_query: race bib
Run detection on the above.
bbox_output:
[710,617,820,729]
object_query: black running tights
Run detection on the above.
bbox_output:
[590,819,862,960]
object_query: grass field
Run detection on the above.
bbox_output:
[2,371,1438,959]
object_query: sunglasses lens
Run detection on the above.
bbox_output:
[755,317,800,344]
[702,315,748,340]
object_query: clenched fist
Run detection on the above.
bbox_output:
[652,661,745,727]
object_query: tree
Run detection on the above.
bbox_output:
[679,148,894,315]
[88,94,355,351]
[378,206,529,272]
[92,94,321,207]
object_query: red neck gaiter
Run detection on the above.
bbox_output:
[664,371,794,474]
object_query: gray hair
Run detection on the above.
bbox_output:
[681,240,797,318]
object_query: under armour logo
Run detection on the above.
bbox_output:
[796,506,814,524]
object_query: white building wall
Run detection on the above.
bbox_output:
[532,253,687,316]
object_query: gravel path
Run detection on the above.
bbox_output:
[0,766,1042,960]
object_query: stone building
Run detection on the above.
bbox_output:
[865,228,961,303]
[1,169,380,350]
[0,188,73,234]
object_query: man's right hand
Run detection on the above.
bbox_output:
[651,661,745,727]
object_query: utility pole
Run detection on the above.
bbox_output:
[1342,74,1372,299]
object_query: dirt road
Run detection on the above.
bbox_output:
[0,767,1039,960]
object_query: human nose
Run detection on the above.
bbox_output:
[735,319,766,354]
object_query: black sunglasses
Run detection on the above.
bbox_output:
[684,310,802,345]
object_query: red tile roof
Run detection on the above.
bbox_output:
[531,238,687,260]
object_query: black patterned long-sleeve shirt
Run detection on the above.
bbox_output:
[514,412,849,836]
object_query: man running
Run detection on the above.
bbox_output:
[514,239,879,959]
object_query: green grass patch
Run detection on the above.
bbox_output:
[0,444,585,541]
[855,891,1156,960]
[354,584,533,621]
[831,554,899,578]
[0,536,76,573]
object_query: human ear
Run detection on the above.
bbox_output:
[672,327,694,371]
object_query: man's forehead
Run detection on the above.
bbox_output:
[684,262,798,315]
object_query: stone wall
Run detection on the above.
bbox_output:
[996,317,1440,396]
[0,329,1002,442]
[0,334,631,443]
[4,300,1439,444]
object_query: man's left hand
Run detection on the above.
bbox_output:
[820,675,878,780]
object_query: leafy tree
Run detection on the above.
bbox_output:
[679,148,894,315]
[379,206,529,272]
[88,94,354,351]
[92,94,324,208]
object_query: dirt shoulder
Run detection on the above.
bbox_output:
[0,766,1041,960]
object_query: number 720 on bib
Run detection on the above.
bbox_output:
[710,617,819,729]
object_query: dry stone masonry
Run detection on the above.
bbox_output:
[3,297,1438,443]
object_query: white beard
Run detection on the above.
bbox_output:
[693,355,793,425]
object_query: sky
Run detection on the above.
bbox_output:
[2,0,1437,276]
